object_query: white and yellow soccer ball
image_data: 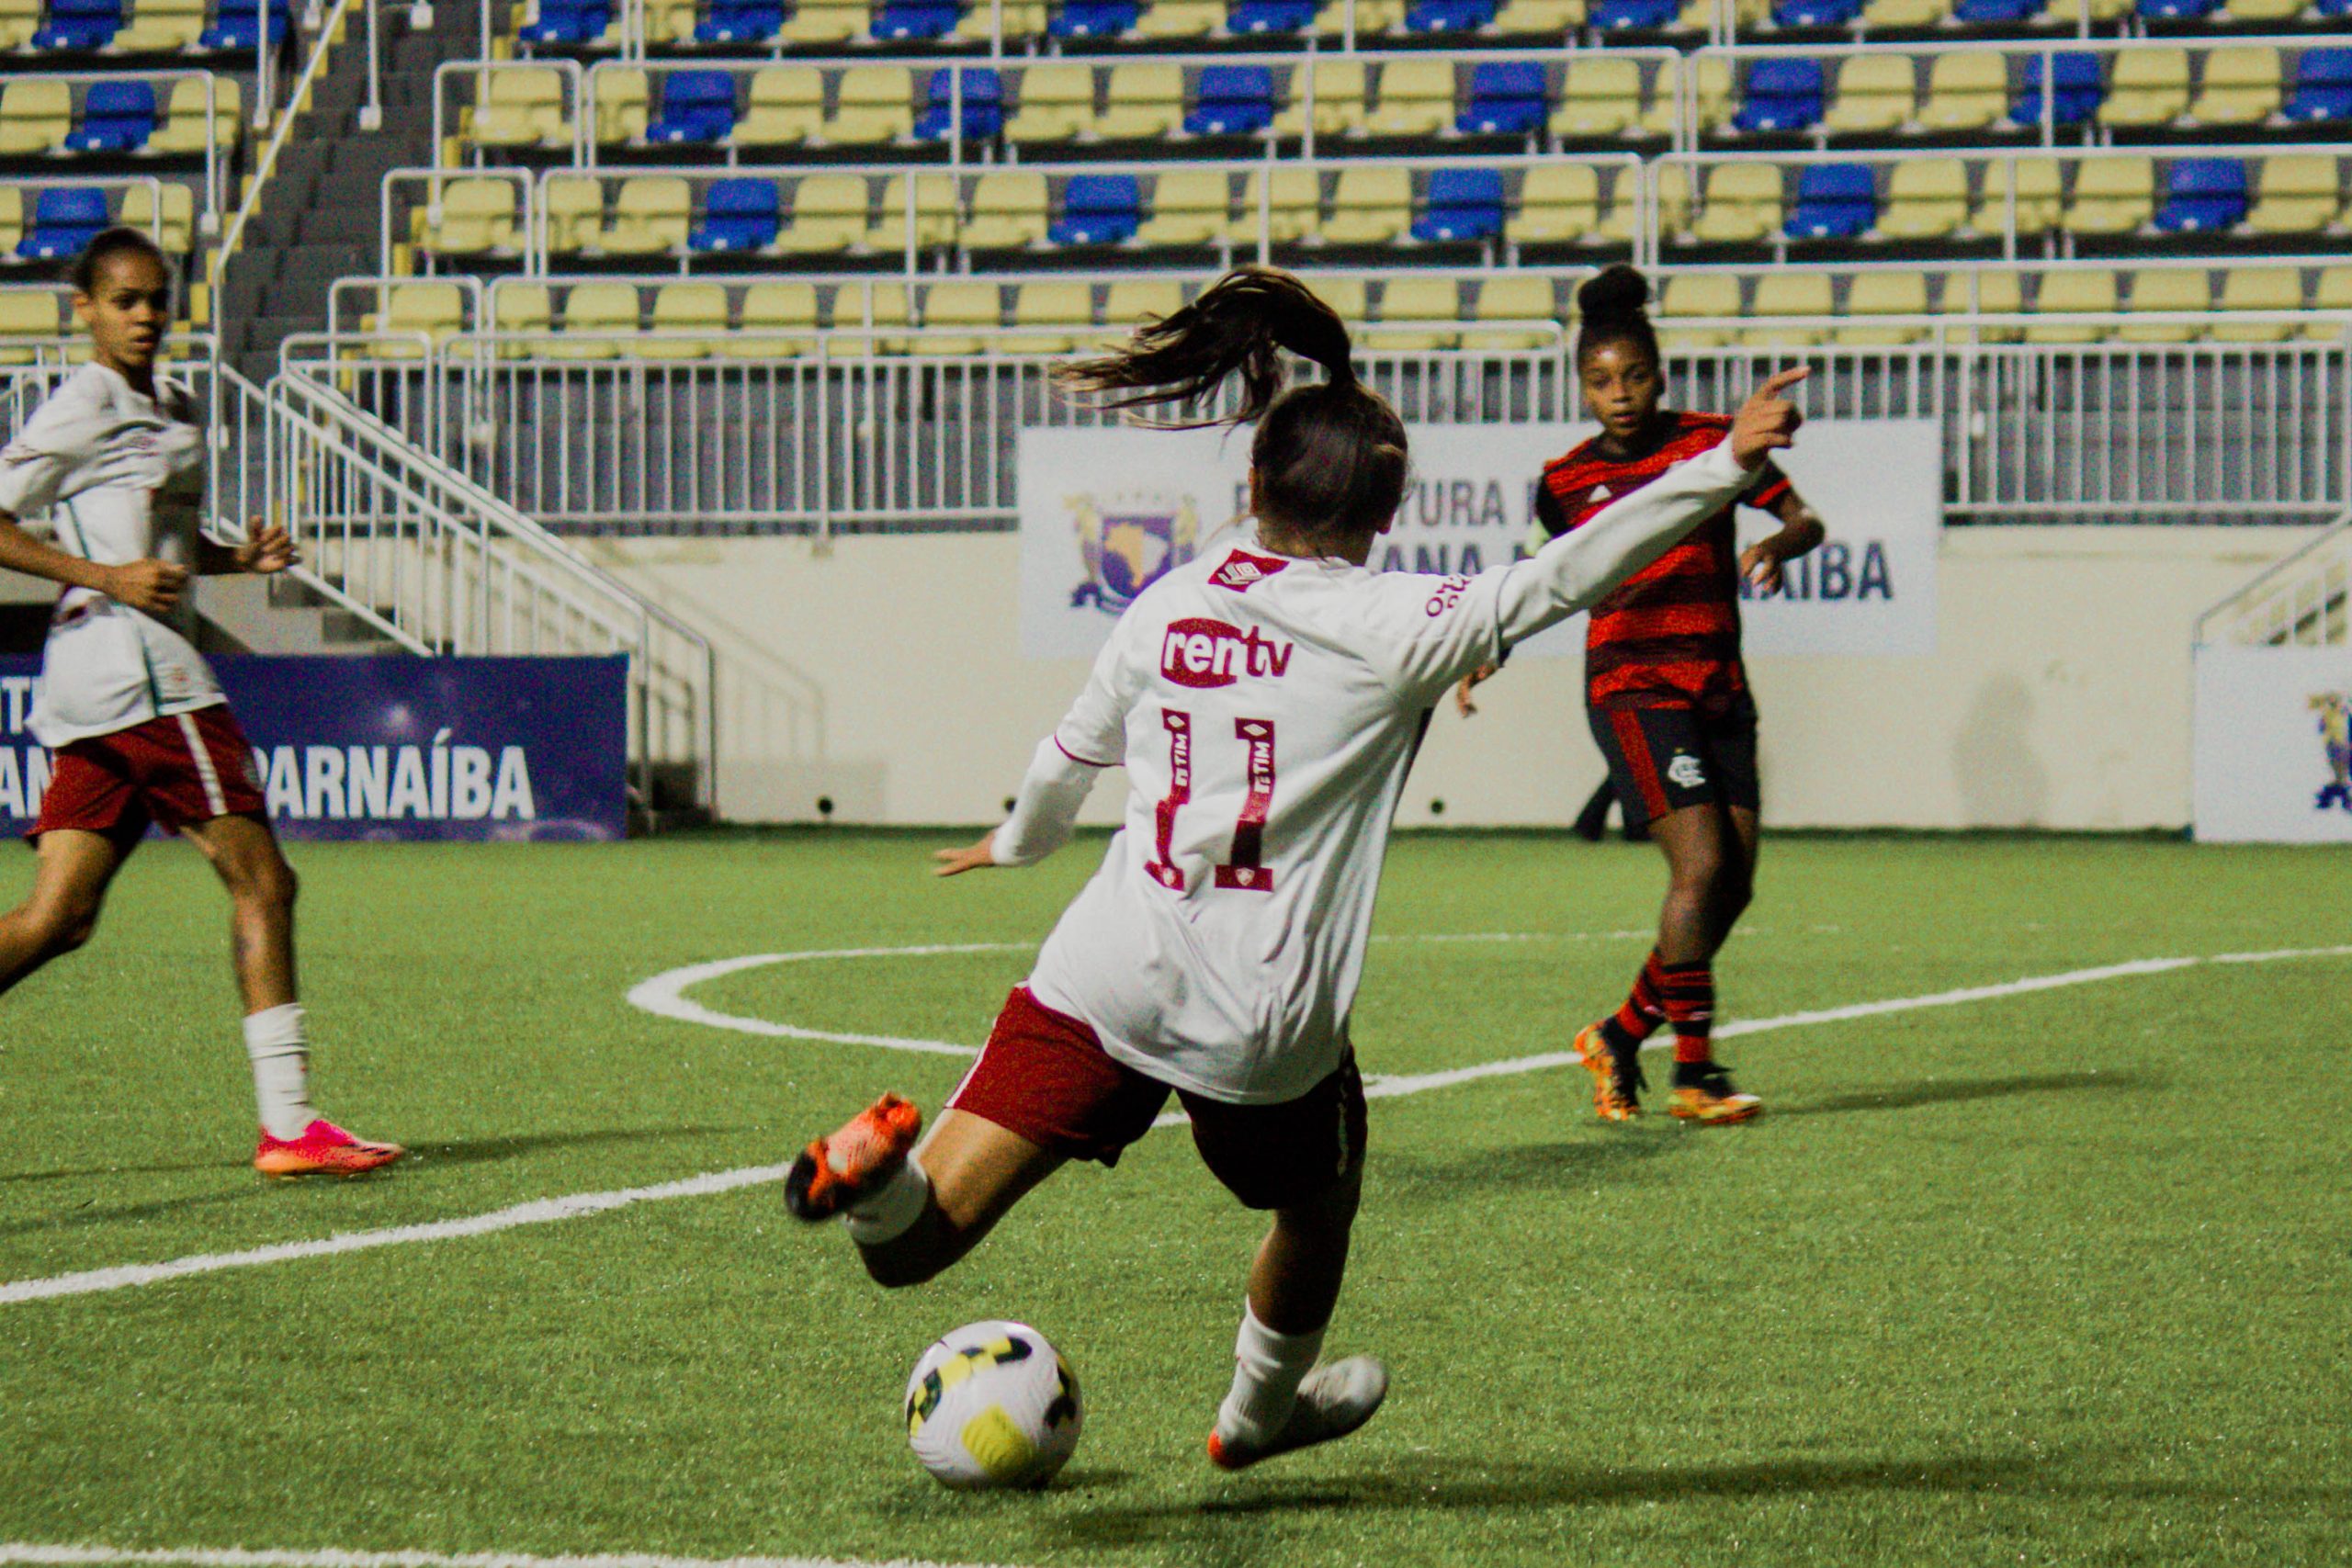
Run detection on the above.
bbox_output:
[903,1320,1082,1490]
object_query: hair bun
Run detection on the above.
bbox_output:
[1576,265,1650,321]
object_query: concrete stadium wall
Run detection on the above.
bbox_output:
[591,525,2306,833]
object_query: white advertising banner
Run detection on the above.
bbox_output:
[1018,420,1941,660]
[2192,644,2352,843]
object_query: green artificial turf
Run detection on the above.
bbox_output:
[1,830,2346,1567]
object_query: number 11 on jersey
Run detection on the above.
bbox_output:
[1144,709,1278,895]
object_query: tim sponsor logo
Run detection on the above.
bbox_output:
[1160,617,1295,689]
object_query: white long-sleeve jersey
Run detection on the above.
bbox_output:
[993,434,1758,1106]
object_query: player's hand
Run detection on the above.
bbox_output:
[1740,541,1784,594]
[1454,662,1498,717]
[104,558,189,615]
[1730,367,1808,470]
[235,522,300,575]
[933,831,999,877]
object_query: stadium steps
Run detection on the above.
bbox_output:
[196,574,406,656]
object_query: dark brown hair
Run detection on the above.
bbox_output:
[1057,266,1408,554]
[1575,264,1659,371]
[68,226,170,297]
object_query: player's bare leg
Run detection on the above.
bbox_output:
[0,829,123,997]
[183,813,402,1176]
[1644,803,1759,1122]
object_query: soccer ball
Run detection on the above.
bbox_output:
[903,1320,1082,1490]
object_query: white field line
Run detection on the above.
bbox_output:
[0,1546,1012,1568]
[9,941,2346,1309]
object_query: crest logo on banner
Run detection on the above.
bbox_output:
[1069,491,1199,615]
[2312,692,2352,813]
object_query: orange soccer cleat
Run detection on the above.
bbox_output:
[1668,1062,1761,1125]
[254,1119,405,1178]
[1573,1021,1645,1122]
[785,1093,923,1221]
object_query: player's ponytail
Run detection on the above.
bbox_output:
[1057,265,1408,553]
[1575,264,1659,370]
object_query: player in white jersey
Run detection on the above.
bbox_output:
[0,228,402,1178]
[782,268,1805,1467]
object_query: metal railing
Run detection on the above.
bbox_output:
[214,0,368,292]
[2195,505,2352,649]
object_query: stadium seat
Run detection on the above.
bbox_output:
[691,179,781,254]
[1461,274,1558,350]
[1104,277,1184,332]
[2011,54,2102,129]
[116,0,209,52]
[17,188,106,261]
[736,67,825,151]
[1919,52,2007,134]
[2244,156,2341,237]
[1970,156,2062,239]
[646,72,737,147]
[727,281,821,357]
[1412,167,1505,243]
[1364,59,1454,139]
[1551,55,1643,140]
[2115,268,2208,344]
[1825,55,1916,137]
[1690,163,1782,244]
[963,170,1049,251]
[594,70,649,148]
[550,283,639,362]
[638,0,698,45]
[1746,273,1831,348]
[147,76,238,159]
[421,177,520,257]
[1186,65,1276,138]
[118,181,190,252]
[2188,49,2281,129]
[1401,0,1495,30]
[1458,62,1547,138]
[1049,0,1138,35]
[2153,159,2248,235]
[207,0,294,39]
[1490,0,1581,35]
[1096,63,1183,141]
[2133,0,2213,17]
[1225,165,1320,245]
[775,174,869,255]
[519,0,608,41]
[827,66,914,147]
[1590,0,1678,26]
[1936,269,2022,342]
[778,0,865,41]
[1133,0,1222,37]
[2043,0,2135,24]
[1784,164,1877,239]
[35,0,122,48]
[1951,0,2036,20]
[1506,163,1600,246]
[2284,50,2352,127]
[470,69,570,152]
[1372,277,1460,351]
[2098,49,2189,130]
[0,290,55,366]
[2305,266,2352,343]
[1137,168,1230,246]
[1321,164,1411,246]
[1655,57,1734,140]
[913,281,998,355]
[1314,276,1368,326]
[1231,0,1313,29]
[1877,159,1967,240]
[602,177,691,257]
[871,0,959,38]
[1657,273,1740,350]
[1860,0,1939,23]
[1600,162,1685,243]
[1734,60,1825,134]
[1275,59,1367,140]
[542,175,603,258]
[2221,0,2299,15]
[1773,0,1856,22]
[363,282,465,362]
[696,0,785,42]
[2062,157,2154,237]
[865,173,957,251]
[1004,282,1091,355]
[949,0,1045,40]
[0,83,71,158]
[1005,65,1096,145]
[835,282,915,355]
[642,283,729,362]
[915,69,1004,141]
[0,187,21,257]
[2026,268,2117,344]
[492,284,551,360]
[1050,174,1140,245]
[1836,271,1928,346]
[2211,266,2301,344]
[1312,0,1402,33]
[65,83,157,156]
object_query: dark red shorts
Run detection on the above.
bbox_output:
[950,986,1367,1212]
[29,705,267,845]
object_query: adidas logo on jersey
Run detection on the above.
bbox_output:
[1211,550,1290,592]
[1161,617,1295,689]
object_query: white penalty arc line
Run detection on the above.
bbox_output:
[0,1546,1015,1568]
[7,942,2348,1309]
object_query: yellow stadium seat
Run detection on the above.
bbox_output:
[1320,165,1410,247]
[1860,0,1938,22]
[118,184,193,254]
[1836,272,1929,347]
[827,65,914,147]
[2245,156,2342,237]
[737,67,826,151]
[1364,60,1454,139]
[1006,282,1092,355]
[492,284,551,360]
[537,284,625,363]
[601,177,690,257]
[1225,166,1321,246]
[2222,0,2301,17]
[1825,55,1916,137]
[1461,275,1559,351]
[962,171,1049,251]
[0,187,26,256]
[2062,157,2154,238]
[116,0,207,51]
[780,0,866,41]
[1507,163,1600,246]
[1134,0,1221,36]
[2098,50,2189,130]
[470,68,569,151]
[379,282,466,357]
[2039,0,2127,21]
[0,289,60,365]
[1657,273,1740,351]
[1493,0,1581,31]
[0,82,69,157]
[865,174,957,253]
[2026,270,2117,345]
[1745,274,1831,349]
[1552,56,1643,141]
[1371,278,1460,352]
[641,0,697,43]
[834,282,916,355]
[1599,163,1685,245]
[542,175,604,258]
[1103,279,1184,334]
[1690,164,1781,245]
[1918,52,2006,135]
[149,77,241,157]
[1004,64,1097,145]
[1275,59,1368,140]
[1137,169,1230,247]
[2118,269,2209,345]
[641,283,728,362]
[2188,48,2281,129]
[1969,156,2061,239]
[775,174,870,255]
[594,69,648,148]
[1658,57,1735,140]
[1878,159,1968,241]
[952,0,1046,42]
[1096,64,1184,141]
[421,177,519,256]
[1314,0,1404,37]
[913,281,1000,356]
[728,281,822,357]
[2307,267,2352,344]
[2211,266,2301,344]
[1312,276,1367,327]
[1937,270,2023,343]
[0,0,32,49]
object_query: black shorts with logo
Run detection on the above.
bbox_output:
[1588,694,1760,824]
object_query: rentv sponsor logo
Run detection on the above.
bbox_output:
[1160,618,1295,689]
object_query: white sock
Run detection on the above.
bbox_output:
[243,1003,318,1142]
[843,1156,932,1246]
[1216,1303,1325,1445]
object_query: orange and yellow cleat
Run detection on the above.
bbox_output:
[1573,1021,1644,1122]
[254,1119,405,1178]
[1668,1063,1761,1125]
[785,1093,923,1221]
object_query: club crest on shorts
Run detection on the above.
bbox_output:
[1667,752,1706,790]
[1068,491,1199,615]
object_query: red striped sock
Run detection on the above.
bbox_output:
[1659,962,1715,1065]
[1602,949,1668,1047]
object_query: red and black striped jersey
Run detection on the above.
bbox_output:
[1535,412,1790,712]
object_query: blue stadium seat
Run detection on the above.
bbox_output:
[695,0,783,39]
[2011,53,2103,127]
[1048,0,1137,36]
[915,69,1003,140]
[647,72,737,145]
[64,82,158,154]
[2318,0,2351,16]
[18,188,107,261]
[2153,158,2247,233]
[1184,65,1275,136]
[1227,0,1313,31]
[519,0,610,43]
[2285,50,2352,124]
[1049,175,1140,245]
[1591,0,1676,24]
[690,179,781,253]
[199,0,291,48]
[2135,0,2216,15]
[1458,62,1547,136]
[1784,164,1877,238]
[1403,0,1495,31]
[1735,59,1825,133]
[1410,167,1504,242]
[32,0,124,50]
[1774,0,1859,23]
[872,0,959,39]
[1950,0,2037,20]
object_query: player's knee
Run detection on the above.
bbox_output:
[228,852,299,911]
[22,897,99,957]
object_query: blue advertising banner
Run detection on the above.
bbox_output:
[0,655,628,842]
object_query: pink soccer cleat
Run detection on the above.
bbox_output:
[254,1119,406,1178]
